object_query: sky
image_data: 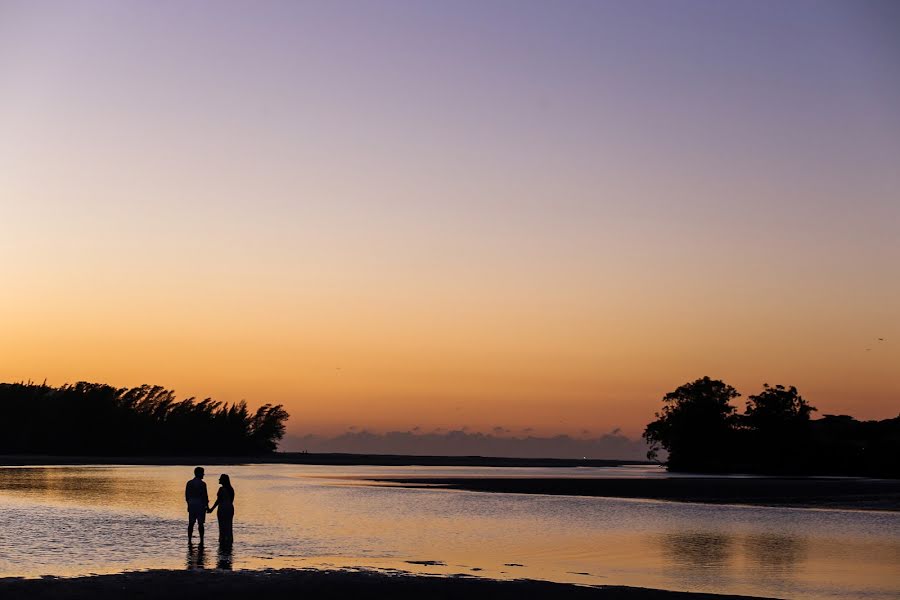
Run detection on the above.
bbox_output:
[1,1,898,450]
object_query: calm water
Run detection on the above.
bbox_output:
[0,465,897,600]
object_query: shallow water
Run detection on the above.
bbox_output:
[0,464,897,600]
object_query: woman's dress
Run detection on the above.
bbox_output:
[217,487,235,541]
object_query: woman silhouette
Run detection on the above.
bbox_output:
[208,474,235,543]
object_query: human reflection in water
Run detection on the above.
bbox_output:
[186,541,207,570]
[208,474,235,543]
[217,538,234,570]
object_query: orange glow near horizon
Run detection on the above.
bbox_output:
[2,266,897,438]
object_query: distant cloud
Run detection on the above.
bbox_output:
[282,428,649,460]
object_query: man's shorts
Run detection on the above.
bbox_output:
[188,503,206,524]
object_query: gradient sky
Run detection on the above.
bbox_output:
[1,1,898,440]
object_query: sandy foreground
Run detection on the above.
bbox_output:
[0,568,776,600]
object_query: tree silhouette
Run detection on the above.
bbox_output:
[645,377,898,476]
[0,381,289,456]
[744,384,815,428]
[643,376,740,471]
[742,384,816,472]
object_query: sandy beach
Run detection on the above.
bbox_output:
[0,568,777,599]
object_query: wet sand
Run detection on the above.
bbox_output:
[0,568,775,599]
[369,476,900,511]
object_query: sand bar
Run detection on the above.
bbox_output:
[368,476,900,511]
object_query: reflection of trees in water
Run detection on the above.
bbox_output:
[0,468,169,507]
[661,531,734,568]
[0,468,116,502]
[0,468,53,493]
[658,531,735,590]
[743,533,807,573]
[659,531,734,591]
[659,529,807,592]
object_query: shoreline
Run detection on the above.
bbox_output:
[368,476,900,512]
[0,568,777,599]
[3,455,897,511]
[0,453,648,468]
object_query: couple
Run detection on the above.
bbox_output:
[185,466,234,545]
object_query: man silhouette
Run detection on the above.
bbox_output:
[185,466,209,543]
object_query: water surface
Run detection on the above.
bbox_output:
[0,465,897,600]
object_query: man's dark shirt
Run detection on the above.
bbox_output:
[185,477,208,511]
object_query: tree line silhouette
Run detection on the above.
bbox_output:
[644,376,899,477]
[0,381,289,455]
